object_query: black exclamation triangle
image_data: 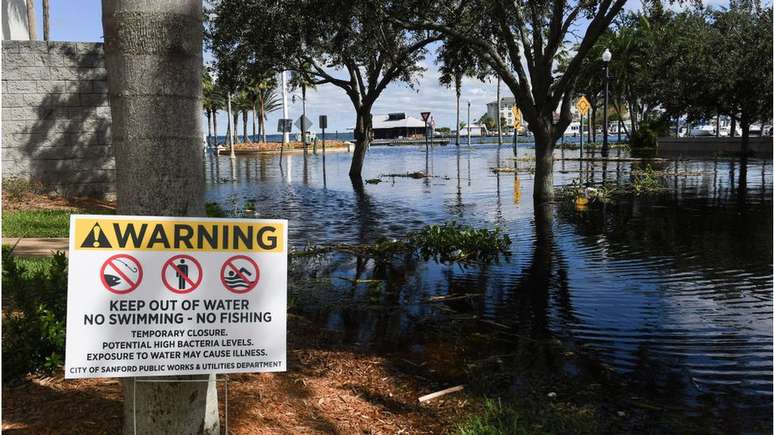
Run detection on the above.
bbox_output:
[80,223,112,248]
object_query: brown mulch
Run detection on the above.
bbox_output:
[2,316,471,434]
[2,191,115,213]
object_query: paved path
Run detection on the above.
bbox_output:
[3,238,69,257]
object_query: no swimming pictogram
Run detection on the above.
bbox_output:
[220,255,260,294]
[161,255,202,294]
[100,254,142,294]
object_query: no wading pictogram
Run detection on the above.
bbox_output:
[220,255,260,294]
[162,255,202,294]
[100,254,142,294]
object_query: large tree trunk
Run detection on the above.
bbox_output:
[102,1,219,434]
[532,120,555,203]
[740,118,750,157]
[349,108,372,178]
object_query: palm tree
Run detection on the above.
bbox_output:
[101,0,217,432]
[202,71,223,146]
[438,39,479,146]
[233,90,253,143]
[255,79,282,143]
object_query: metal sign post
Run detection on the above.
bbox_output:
[278,118,293,164]
[576,96,591,162]
[421,111,431,152]
[319,115,327,185]
[511,107,522,160]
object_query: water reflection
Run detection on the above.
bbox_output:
[204,143,772,429]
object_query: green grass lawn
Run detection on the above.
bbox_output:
[2,209,116,238]
[3,210,73,238]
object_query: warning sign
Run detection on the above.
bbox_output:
[576,96,591,116]
[65,215,288,379]
[161,255,202,294]
[221,255,260,294]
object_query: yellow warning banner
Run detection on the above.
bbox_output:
[73,216,285,253]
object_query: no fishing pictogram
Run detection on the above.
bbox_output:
[220,255,260,294]
[100,254,142,294]
[161,255,202,294]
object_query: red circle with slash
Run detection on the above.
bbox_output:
[161,255,202,294]
[220,255,260,294]
[100,254,143,295]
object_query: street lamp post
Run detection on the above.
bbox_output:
[602,48,612,157]
[467,101,471,148]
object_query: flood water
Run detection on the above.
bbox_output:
[204,140,772,431]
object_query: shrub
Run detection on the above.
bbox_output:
[410,222,511,264]
[629,126,658,149]
[3,177,44,202]
[2,246,68,380]
[205,201,226,217]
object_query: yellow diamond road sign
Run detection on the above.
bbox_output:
[576,96,591,116]
[511,106,522,129]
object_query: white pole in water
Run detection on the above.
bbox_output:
[227,92,235,160]
[467,100,471,148]
[281,71,290,144]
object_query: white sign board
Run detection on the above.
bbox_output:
[65,215,287,379]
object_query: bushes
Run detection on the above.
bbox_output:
[410,222,511,264]
[630,118,671,149]
[2,246,68,380]
[2,177,45,202]
[629,127,658,149]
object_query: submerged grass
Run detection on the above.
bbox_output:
[292,222,511,265]
[456,398,599,435]
[557,165,669,207]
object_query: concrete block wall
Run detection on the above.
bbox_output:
[2,40,114,198]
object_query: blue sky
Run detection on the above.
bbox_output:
[31,0,729,135]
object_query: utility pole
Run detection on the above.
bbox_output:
[227,92,235,160]
[281,71,290,144]
[467,101,471,148]
[602,48,611,157]
[496,76,502,147]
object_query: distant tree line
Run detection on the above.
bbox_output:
[569,0,772,151]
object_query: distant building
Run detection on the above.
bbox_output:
[486,97,517,127]
[372,113,426,139]
[460,124,488,137]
